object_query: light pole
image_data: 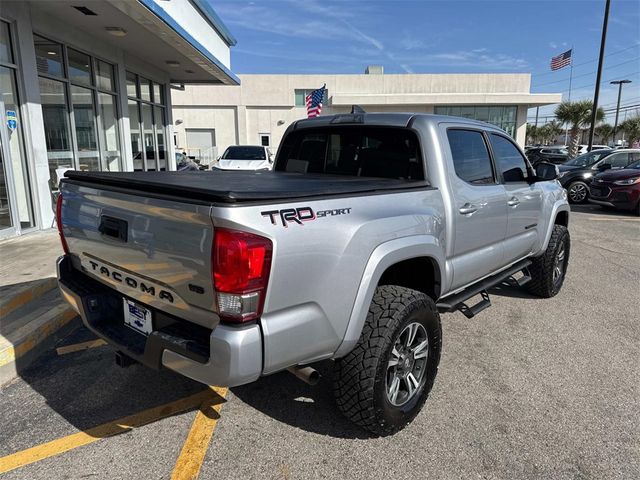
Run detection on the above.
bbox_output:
[610,79,632,145]
[587,0,611,152]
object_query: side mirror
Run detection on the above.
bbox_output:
[597,163,611,172]
[535,162,559,181]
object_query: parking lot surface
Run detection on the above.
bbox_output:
[1,204,638,480]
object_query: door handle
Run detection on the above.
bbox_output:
[459,203,478,215]
[507,197,520,207]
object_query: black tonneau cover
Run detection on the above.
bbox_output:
[63,170,429,204]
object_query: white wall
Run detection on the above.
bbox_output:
[172,74,559,154]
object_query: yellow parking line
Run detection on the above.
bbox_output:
[0,388,224,475]
[171,386,228,480]
[56,339,107,355]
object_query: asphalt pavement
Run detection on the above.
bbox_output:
[1,203,638,480]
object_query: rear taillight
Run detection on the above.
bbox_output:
[212,228,272,323]
[56,194,69,254]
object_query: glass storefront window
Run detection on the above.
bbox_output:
[35,35,122,188]
[435,105,518,138]
[71,85,99,171]
[126,71,138,98]
[0,21,13,64]
[139,77,152,102]
[141,103,155,170]
[152,83,161,104]
[155,106,166,171]
[68,48,91,86]
[96,60,114,92]
[128,100,143,171]
[128,73,167,172]
[39,77,73,187]
[33,34,64,77]
[98,93,121,171]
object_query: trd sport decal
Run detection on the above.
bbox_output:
[261,207,352,227]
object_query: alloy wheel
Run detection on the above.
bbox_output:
[385,322,429,407]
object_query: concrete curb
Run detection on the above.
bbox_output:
[0,286,80,386]
[0,278,58,319]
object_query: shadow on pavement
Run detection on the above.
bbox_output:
[570,203,638,217]
[489,280,539,300]
[231,361,372,440]
[8,324,370,444]
[7,325,207,436]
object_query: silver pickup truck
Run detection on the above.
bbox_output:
[56,113,570,435]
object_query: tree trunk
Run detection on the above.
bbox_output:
[569,127,580,158]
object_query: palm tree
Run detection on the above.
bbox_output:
[595,123,614,146]
[619,115,640,148]
[526,124,539,145]
[554,100,604,158]
[542,121,563,145]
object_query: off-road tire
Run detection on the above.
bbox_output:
[527,224,570,298]
[333,285,442,436]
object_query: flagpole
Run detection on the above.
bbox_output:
[567,47,574,101]
[565,48,573,145]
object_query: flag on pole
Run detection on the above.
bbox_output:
[550,49,572,71]
[305,85,326,118]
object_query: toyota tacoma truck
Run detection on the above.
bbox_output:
[56,113,570,435]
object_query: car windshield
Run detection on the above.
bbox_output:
[626,160,640,169]
[564,150,611,167]
[222,146,266,160]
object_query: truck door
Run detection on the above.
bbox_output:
[487,133,543,264]
[445,128,508,291]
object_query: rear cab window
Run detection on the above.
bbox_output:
[275,127,424,180]
[447,129,495,185]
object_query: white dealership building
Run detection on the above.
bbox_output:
[0,0,237,238]
[171,67,562,164]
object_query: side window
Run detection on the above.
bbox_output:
[489,134,529,183]
[447,129,494,185]
[608,153,629,168]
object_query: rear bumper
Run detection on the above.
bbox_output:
[56,256,262,387]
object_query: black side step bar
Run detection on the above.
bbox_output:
[437,259,532,318]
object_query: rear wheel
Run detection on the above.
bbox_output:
[527,224,570,298]
[567,181,589,204]
[333,285,441,436]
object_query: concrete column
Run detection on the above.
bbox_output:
[10,4,52,229]
[515,105,528,147]
[235,105,247,145]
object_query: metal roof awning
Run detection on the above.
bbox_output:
[28,0,239,85]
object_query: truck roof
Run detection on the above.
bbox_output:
[293,112,501,131]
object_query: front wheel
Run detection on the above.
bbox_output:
[333,286,442,436]
[567,181,589,204]
[527,224,570,298]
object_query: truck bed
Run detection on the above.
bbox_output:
[63,170,429,204]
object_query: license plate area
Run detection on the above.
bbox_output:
[123,298,153,336]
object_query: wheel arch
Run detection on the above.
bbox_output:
[541,203,570,252]
[333,235,445,358]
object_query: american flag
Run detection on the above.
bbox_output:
[550,49,572,71]
[305,85,325,118]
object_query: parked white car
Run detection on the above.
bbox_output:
[577,144,609,155]
[213,146,273,171]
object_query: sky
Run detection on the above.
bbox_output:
[214,0,640,124]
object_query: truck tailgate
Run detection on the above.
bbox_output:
[60,181,217,329]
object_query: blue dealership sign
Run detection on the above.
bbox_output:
[6,110,17,131]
